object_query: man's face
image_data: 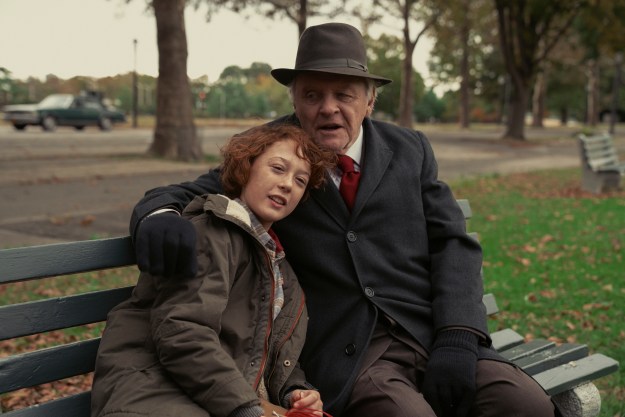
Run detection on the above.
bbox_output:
[292,72,375,154]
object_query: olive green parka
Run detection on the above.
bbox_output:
[91,195,310,417]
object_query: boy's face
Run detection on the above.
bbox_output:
[240,139,311,230]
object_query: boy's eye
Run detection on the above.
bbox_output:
[296,176,308,186]
[272,165,285,172]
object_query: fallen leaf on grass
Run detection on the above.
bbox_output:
[80,215,96,227]
[582,302,612,311]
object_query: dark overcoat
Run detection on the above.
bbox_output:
[130,116,504,416]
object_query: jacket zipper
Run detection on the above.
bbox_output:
[266,289,306,386]
[252,250,276,391]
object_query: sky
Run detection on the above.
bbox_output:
[1,0,433,85]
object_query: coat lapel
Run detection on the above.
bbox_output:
[351,119,393,217]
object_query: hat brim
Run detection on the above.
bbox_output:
[271,68,392,87]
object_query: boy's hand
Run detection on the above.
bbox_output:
[289,390,323,415]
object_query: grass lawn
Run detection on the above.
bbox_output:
[451,167,624,416]
[1,167,623,415]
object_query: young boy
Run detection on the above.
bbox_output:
[91,124,335,417]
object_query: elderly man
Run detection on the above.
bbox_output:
[130,23,556,417]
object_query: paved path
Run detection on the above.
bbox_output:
[1,124,622,248]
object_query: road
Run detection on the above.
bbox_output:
[0,123,609,248]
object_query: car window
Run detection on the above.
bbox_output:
[84,101,102,110]
[39,95,74,109]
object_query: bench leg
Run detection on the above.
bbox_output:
[551,382,601,417]
[581,170,620,194]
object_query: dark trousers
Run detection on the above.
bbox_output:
[342,322,555,417]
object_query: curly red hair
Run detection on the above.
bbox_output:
[220,124,336,199]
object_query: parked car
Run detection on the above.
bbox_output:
[2,92,126,131]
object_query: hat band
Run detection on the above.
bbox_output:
[296,58,368,73]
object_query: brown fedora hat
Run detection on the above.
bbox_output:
[271,23,392,87]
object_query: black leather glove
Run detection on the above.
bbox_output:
[135,212,198,278]
[422,329,479,417]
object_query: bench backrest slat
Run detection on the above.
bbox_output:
[0,237,135,284]
[0,392,91,417]
[0,339,100,393]
[0,287,134,340]
[578,134,622,171]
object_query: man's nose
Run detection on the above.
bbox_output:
[319,96,339,115]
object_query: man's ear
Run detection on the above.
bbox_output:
[366,89,377,116]
[366,99,375,117]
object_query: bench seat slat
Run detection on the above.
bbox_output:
[0,339,100,393]
[0,237,135,284]
[513,343,589,375]
[0,287,134,340]
[498,339,556,361]
[1,391,90,417]
[482,293,499,316]
[491,328,525,352]
[533,353,620,396]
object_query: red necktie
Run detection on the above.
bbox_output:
[338,155,360,211]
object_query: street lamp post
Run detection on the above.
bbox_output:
[132,39,138,128]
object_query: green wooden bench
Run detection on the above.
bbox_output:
[0,200,619,417]
[578,133,625,193]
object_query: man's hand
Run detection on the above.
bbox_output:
[135,212,197,278]
[422,330,479,417]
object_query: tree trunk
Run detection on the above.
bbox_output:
[150,0,201,161]
[458,0,470,129]
[609,52,622,134]
[297,0,307,38]
[503,77,529,140]
[560,107,568,125]
[586,59,600,126]
[398,3,416,128]
[531,70,546,128]
[398,41,415,127]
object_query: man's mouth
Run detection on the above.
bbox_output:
[318,123,342,132]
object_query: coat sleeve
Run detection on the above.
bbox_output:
[129,168,223,239]
[148,214,259,417]
[416,132,489,341]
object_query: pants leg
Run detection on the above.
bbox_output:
[472,359,555,417]
[342,322,554,417]
[342,333,436,417]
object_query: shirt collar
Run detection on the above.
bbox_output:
[343,126,364,166]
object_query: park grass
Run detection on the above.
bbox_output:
[450,167,625,416]
[1,167,623,415]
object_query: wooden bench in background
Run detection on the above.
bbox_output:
[0,200,619,417]
[578,133,625,194]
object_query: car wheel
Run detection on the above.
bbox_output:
[74,125,85,131]
[13,124,26,131]
[99,117,112,131]
[42,116,57,132]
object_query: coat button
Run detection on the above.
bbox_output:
[344,343,356,356]
[346,231,357,242]
[283,360,292,367]
[364,287,375,297]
